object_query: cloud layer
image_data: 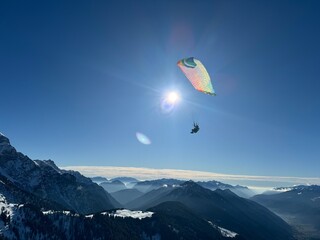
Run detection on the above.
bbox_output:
[62,166,320,188]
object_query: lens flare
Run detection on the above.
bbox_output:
[136,132,151,145]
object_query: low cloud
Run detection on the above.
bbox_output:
[62,166,320,188]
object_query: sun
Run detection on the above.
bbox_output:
[160,91,181,114]
[166,91,180,104]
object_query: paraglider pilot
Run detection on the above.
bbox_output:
[191,122,200,134]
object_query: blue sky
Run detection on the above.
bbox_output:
[1,0,320,181]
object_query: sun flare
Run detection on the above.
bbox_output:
[166,91,180,103]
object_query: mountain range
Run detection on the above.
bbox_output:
[128,180,295,240]
[252,185,320,239]
[0,133,303,239]
[93,177,256,199]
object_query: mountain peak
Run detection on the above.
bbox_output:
[214,188,238,198]
[178,180,210,194]
[33,159,62,173]
[180,180,207,189]
[43,159,60,171]
[0,133,116,213]
[181,180,196,186]
[0,132,15,154]
[111,180,126,185]
[0,133,10,144]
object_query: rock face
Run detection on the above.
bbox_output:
[0,134,116,214]
[0,134,15,155]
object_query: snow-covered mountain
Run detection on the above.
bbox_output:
[0,193,247,240]
[273,185,320,192]
[0,134,117,214]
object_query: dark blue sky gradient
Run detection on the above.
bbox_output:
[1,0,320,177]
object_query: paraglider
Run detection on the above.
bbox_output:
[177,57,216,96]
[190,122,200,134]
[177,57,215,134]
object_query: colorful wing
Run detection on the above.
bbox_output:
[177,57,215,96]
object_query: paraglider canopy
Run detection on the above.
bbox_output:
[177,57,216,96]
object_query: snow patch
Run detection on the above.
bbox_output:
[298,192,302,195]
[42,210,78,217]
[42,210,55,215]
[0,195,20,239]
[273,187,292,192]
[0,194,15,218]
[217,226,238,238]
[106,209,154,219]
[208,221,238,238]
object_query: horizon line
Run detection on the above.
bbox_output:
[61,165,320,188]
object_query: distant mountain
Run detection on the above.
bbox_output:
[93,177,139,190]
[91,176,109,183]
[126,185,175,209]
[138,181,295,240]
[252,185,320,239]
[0,134,117,214]
[100,180,127,193]
[111,177,139,184]
[133,178,183,193]
[229,186,256,198]
[197,181,256,198]
[197,180,235,189]
[131,178,255,198]
[110,177,139,188]
[273,185,319,192]
[111,189,144,205]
